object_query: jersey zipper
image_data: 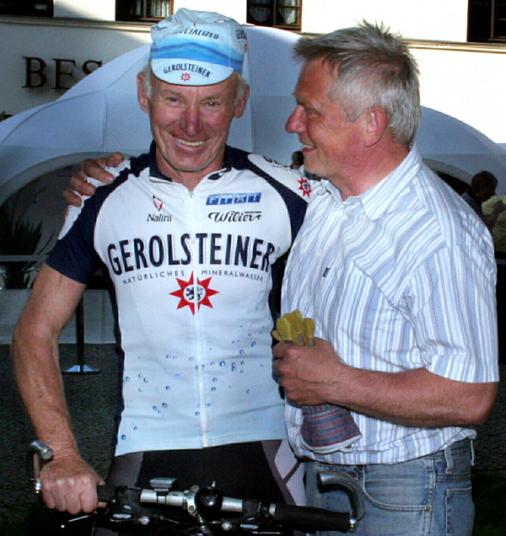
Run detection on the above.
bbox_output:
[187,188,209,447]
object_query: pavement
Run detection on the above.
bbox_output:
[0,344,119,515]
[0,344,505,516]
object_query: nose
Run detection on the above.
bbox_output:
[285,105,305,134]
[180,103,201,137]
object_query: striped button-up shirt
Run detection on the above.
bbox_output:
[282,146,499,465]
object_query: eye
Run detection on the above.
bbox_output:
[162,94,181,106]
[204,99,221,108]
[304,106,319,119]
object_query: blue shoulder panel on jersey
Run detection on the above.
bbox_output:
[46,156,145,284]
[130,151,150,177]
[227,146,308,242]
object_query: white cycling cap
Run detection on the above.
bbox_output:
[150,8,248,86]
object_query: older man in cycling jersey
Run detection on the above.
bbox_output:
[12,9,309,524]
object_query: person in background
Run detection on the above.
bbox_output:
[11,9,310,530]
[462,170,499,223]
[290,150,304,169]
[483,193,506,257]
[273,22,499,535]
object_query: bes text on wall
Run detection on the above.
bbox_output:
[23,57,102,90]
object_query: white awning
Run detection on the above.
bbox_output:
[1,25,505,205]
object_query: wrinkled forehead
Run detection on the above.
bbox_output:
[295,60,335,98]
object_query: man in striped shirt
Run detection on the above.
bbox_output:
[274,22,499,535]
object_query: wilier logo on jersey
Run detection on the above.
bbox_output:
[208,210,262,223]
[147,195,172,223]
[298,177,312,198]
[170,272,218,315]
[206,192,262,205]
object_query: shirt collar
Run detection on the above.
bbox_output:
[320,145,423,219]
[360,145,422,221]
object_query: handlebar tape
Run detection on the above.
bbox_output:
[97,484,116,503]
[272,503,352,532]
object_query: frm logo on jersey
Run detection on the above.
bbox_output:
[170,272,218,314]
[206,193,262,205]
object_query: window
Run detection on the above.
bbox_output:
[0,0,53,17]
[468,0,506,42]
[117,0,172,22]
[247,0,302,30]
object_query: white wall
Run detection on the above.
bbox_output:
[54,0,116,21]
[302,0,469,42]
[173,0,247,22]
[53,0,247,22]
[414,45,506,144]
[0,19,151,115]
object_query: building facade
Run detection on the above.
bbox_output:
[1,0,505,342]
[1,1,505,143]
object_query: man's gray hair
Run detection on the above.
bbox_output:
[139,64,248,107]
[294,21,420,145]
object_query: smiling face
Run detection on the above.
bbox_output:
[285,59,365,188]
[138,71,249,187]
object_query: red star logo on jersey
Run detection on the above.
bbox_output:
[298,177,312,197]
[181,72,191,82]
[170,272,219,314]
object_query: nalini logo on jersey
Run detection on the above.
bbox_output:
[148,195,172,222]
[298,177,312,197]
[170,272,218,315]
[206,192,262,205]
[147,213,172,223]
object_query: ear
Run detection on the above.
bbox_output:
[233,83,250,119]
[137,73,150,114]
[362,107,388,147]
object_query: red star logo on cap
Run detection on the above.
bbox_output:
[181,72,191,82]
[170,272,219,315]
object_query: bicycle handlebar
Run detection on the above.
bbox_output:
[30,441,365,534]
[96,477,360,533]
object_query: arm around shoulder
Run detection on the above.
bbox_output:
[63,152,126,207]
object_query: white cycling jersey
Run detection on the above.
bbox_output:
[48,144,312,455]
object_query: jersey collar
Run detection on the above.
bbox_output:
[148,141,233,182]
